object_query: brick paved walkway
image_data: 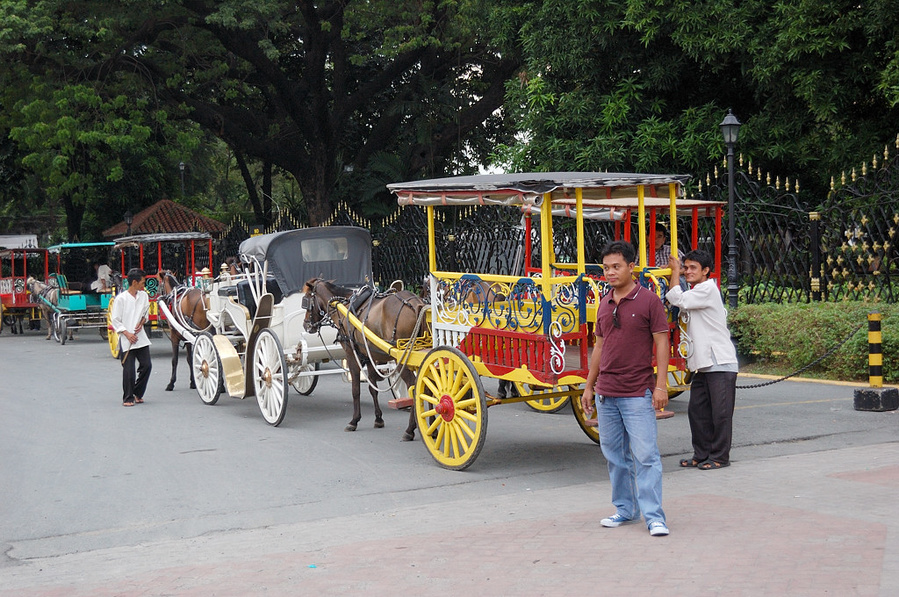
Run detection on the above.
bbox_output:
[2,442,897,596]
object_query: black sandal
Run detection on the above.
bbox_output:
[698,460,730,470]
[679,458,701,468]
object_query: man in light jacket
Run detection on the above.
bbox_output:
[666,250,738,470]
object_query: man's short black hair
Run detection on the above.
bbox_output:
[126,268,146,284]
[601,240,636,264]
[683,249,713,273]
[655,223,668,237]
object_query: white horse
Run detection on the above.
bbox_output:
[26,277,71,341]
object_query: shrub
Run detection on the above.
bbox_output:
[728,302,899,383]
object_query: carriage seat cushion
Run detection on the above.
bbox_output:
[236,278,283,319]
[218,286,238,298]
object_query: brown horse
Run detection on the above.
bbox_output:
[303,278,426,440]
[158,271,210,391]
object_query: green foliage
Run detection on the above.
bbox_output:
[498,0,899,202]
[729,302,899,383]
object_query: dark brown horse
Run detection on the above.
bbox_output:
[158,271,210,391]
[303,278,426,440]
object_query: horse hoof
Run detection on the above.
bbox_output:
[189,383,196,390]
[345,424,357,432]
[165,385,174,392]
[401,432,415,441]
[374,420,385,429]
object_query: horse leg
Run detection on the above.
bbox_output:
[44,309,52,340]
[346,358,362,432]
[367,363,384,428]
[186,342,196,389]
[401,369,417,441]
[165,334,179,391]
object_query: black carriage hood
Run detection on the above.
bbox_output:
[238,227,372,295]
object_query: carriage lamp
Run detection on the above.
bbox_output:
[197,267,212,292]
[179,161,186,197]
[719,109,741,309]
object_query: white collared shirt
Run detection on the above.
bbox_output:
[111,290,151,351]
[665,278,738,372]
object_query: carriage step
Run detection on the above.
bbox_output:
[388,396,414,410]
[668,385,691,393]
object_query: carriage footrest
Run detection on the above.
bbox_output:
[668,385,691,393]
[388,397,414,410]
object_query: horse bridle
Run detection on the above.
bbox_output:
[302,288,340,334]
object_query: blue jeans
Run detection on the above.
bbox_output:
[598,389,665,526]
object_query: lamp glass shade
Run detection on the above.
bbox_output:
[123,210,133,226]
[720,109,741,145]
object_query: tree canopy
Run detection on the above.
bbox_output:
[498,0,899,200]
[2,0,899,239]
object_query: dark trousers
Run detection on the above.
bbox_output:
[688,371,737,464]
[122,345,152,402]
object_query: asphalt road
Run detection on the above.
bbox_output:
[1,327,896,590]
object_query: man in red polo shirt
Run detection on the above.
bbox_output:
[581,240,670,537]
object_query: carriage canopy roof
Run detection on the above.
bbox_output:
[112,232,212,250]
[389,172,695,207]
[48,242,116,253]
[239,226,372,294]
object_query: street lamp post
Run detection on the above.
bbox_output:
[719,109,742,310]
[123,210,134,270]
[179,161,186,198]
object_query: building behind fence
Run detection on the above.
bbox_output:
[214,138,899,304]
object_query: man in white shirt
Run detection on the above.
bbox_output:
[666,250,738,470]
[90,262,113,292]
[111,268,152,406]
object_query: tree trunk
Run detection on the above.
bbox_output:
[234,151,266,226]
[62,194,84,242]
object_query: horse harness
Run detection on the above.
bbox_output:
[307,283,420,368]
[158,274,208,332]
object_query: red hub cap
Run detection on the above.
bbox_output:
[434,395,455,421]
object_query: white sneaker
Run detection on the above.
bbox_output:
[648,521,669,536]
[601,513,639,528]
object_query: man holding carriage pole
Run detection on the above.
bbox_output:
[665,250,739,470]
[581,240,671,537]
[110,268,152,407]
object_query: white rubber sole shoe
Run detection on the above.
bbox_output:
[601,513,640,528]
[648,521,670,536]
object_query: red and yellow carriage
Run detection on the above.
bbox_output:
[0,246,49,335]
[107,232,214,357]
[333,173,724,469]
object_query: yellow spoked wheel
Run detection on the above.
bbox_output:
[414,346,487,471]
[107,296,120,359]
[518,382,570,413]
[570,385,600,445]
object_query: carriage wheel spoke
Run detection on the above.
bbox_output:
[425,417,441,436]
[455,408,477,423]
[456,419,476,442]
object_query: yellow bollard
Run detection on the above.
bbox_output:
[853,311,898,411]
[868,311,883,388]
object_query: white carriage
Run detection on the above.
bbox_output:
[187,227,372,426]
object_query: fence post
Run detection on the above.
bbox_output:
[853,311,898,411]
[809,212,821,302]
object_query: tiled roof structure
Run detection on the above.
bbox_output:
[102,199,227,238]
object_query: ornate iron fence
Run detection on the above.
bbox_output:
[210,144,899,304]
